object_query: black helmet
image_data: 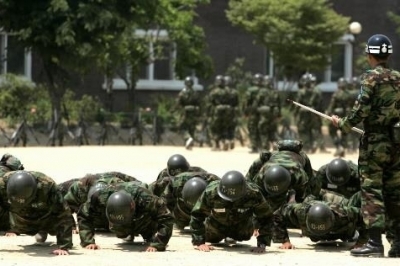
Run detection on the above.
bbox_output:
[263,165,291,195]
[0,153,24,171]
[87,182,107,201]
[306,203,335,235]
[263,75,273,87]
[184,76,194,87]
[300,73,312,88]
[224,75,232,86]
[253,73,263,86]
[350,76,360,88]
[337,77,348,88]
[217,170,246,202]
[167,154,190,176]
[215,75,225,87]
[182,177,208,208]
[326,158,351,186]
[365,34,393,58]
[6,171,37,205]
[106,190,135,225]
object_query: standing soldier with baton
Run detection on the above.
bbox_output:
[331,34,400,258]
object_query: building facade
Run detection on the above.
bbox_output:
[1,0,400,111]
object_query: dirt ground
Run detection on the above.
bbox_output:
[0,145,396,266]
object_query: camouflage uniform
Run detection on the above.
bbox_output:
[78,181,174,251]
[0,154,24,232]
[209,80,236,150]
[294,75,324,153]
[315,160,360,199]
[338,65,400,236]
[190,180,273,247]
[273,190,367,245]
[255,81,281,151]
[244,76,263,152]
[247,143,318,211]
[63,171,143,213]
[326,78,352,155]
[177,84,201,143]
[225,80,240,149]
[0,171,73,250]
[160,171,220,229]
[150,166,207,196]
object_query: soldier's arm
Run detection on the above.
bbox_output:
[106,171,138,182]
[339,81,372,133]
[190,191,211,246]
[147,196,174,251]
[63,181,87,212]
[252,192,274,247]
[77,202,97,247]
[48,184,73,250]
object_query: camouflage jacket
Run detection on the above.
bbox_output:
[244,85,261,115]
[245,151,272,180]
[63,172,144,213]
[248,150,316,211]
[78,182,173,251]
[339,65,400,133]
[161,171,220,214]
[0,171,73,250]
[315,160,360,198]
[273,190,364,244]
[190,180,273,247]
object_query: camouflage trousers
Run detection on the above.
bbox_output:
[247,114,260,150]
[204,217,253,243]
[258,115,278,151]
[9,212,73,249]
[358,135,400,231]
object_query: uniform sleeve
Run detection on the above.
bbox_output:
[77,202,96,247]
[253,195,274,246]
[48,185,74,250]
[147,196,174,251]
[63,181,87,212]
[339,80,373,133]
[190,191,212,245]
[273,203,300,243]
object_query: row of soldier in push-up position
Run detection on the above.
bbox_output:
[0,140,395,256]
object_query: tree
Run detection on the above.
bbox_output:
[0,0,213,144]
[226,0,349,84]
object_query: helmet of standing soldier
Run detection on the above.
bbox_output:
[0,153,24,171]
[350,76,360,88]
[306,203,335,235]
[263,75,273,87]
[337,77,348,89]
[224,75,232,87]
[106,190,135,225]
[365,34,393,58]
[263,165,291,195]
[326,158,351,186]
[167,154,190,176]
[215,75,225,87]
[252,73,263,86]
[184,76,194,87]
[182,177,208,209]
[310,74,317,86]
[217,170,247,202]
[6,171,37,205]
[300,73,312,88]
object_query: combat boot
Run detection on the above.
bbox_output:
[350,229,384,257]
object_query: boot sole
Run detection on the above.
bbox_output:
[351,253,384,258]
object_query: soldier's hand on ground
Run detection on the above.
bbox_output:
[145,246,158,252]
[279,242,295,249]
[4,232,17,237]
[52,249,69,255]
[250,246,266,253]
[85,244,100,250]
[194,244,214,252]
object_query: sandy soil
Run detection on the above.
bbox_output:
[0,145,396,266]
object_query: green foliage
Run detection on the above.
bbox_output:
[63,90,103,123]
[152,95,179,126]
[227,0,350,80]
[0,74,37,122]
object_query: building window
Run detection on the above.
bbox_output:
[110,30,202,91]
[0,33,32,79]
